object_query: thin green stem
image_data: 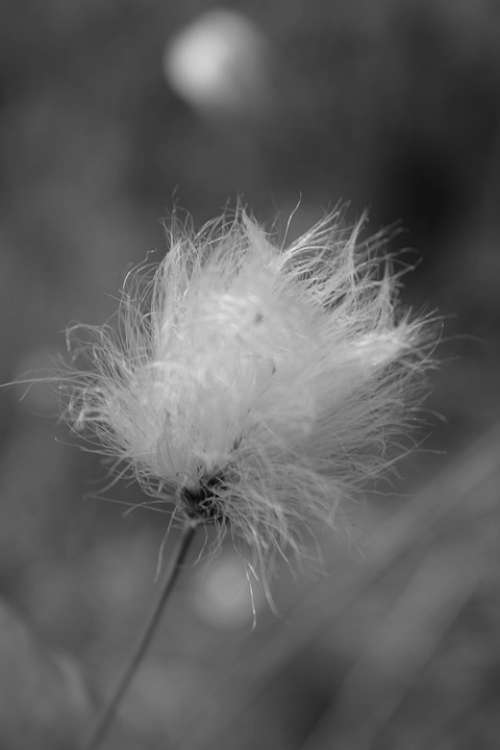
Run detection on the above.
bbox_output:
[83,522,197,750]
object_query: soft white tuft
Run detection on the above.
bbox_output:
[65,208,431,575]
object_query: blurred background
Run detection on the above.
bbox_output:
[1,1,500,748]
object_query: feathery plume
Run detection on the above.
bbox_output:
[65,208,428,575]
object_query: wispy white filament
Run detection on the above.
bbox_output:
[66,208,429,572]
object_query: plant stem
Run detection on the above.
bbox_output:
[83,522,197,750]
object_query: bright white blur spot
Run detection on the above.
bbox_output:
[163,9,268,115]
[193,552,262,629]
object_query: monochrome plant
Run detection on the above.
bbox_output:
[66,206,430,749]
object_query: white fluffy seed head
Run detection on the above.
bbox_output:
[65,208,432,574]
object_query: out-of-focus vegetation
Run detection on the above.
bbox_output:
[1,1,500,748]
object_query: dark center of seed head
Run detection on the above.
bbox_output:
[181,473,227,523]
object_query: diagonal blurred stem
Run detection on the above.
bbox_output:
[299,543,480,750]
[83,522,197,750]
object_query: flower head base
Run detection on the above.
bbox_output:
[66,209,428,572]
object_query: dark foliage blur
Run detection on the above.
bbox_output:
[1,1,500,748]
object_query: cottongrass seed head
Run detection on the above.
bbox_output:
[65,207,431,578]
